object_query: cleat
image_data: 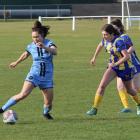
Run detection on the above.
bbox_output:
[137,105,140,115]
[43,113,54,120]
[120,108,132,113]
[0,108,4,113]
[86,107,97,116]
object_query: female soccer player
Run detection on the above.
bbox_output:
[88,19,140,113]
[86,24,140,116]
[88,27,131,113]
[111,19,140,105]
[0,21,57,119]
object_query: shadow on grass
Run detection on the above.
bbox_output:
[12,114,140,125]
[17,121,35,125]
[49,115,140,123]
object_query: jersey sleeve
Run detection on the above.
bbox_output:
[48,40,57,48]
[115,40,127,52]
[101,39,104,46]
[25,45,31,54]
[122,35,133,48]
[101,39,111,53]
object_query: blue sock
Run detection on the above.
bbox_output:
[2,98,17,111]
[43,106,50,115]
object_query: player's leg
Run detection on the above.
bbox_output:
[132,73,140,93]
[41,88,54,119]
[86,68,116,115]
[0,81,35,113]
[116,77,131,113]
[123,80,140,115]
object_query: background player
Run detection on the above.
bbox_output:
[86,24,140,116]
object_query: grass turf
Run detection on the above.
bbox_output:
[0,19,140,140]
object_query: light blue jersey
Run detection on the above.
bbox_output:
[25,39,55,89]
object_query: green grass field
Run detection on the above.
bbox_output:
[0,19,140,140]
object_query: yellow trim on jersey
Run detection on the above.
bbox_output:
[112,37,133,70]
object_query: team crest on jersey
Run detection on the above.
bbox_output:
[29,76,33,80]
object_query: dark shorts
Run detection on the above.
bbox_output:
[112,67,135,81]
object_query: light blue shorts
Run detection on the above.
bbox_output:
[25,73,53,89]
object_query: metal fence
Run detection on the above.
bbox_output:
[0,5,72,20]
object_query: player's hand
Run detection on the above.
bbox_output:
[9,62,18,69]
[90,58,96,66]
[36,42,45,49]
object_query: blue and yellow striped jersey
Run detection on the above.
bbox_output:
[101,39,112,54]
[120,34,140,66]
[102,36,133,70]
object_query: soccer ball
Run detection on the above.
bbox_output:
[3,110,18,124]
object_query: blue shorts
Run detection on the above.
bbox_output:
[112,67,135,81]
[134,65,140,75]
[25,73,53,89]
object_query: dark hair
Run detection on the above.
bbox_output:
[101,24,120,36]
[111,18,125,33]
[32,20,50,38]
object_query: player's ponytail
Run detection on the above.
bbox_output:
[33,20,42,28]
[32,20,50,38]
[41,25,50,38]
[111,18,125,33]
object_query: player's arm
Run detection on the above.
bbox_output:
[46,45,57,55]
[114,49,130,67]
[36,42,57,55]
[109,49,130,68]
[9,51,30,68]
[127,46,135,54]
[125,36,135,54]
[90,42,103,65]
[109,40,130,68]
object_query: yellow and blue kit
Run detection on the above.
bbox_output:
[102,36,135,81]
[120,33,140,74]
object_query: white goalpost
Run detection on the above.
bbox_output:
[122,0,131,24]
[38,16,115,31]
[122,0,140,29]
[38,1,140,31]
